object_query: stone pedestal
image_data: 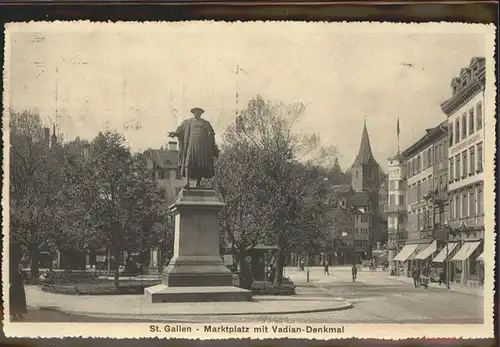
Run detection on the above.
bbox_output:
[145,188,252,303]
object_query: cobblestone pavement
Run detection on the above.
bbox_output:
[22,267,484,323]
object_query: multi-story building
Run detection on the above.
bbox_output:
[143,141,184,201]
[319,121,382,266]
[440,57,485,287]
[386,153,408,268]
[392,123,448,276]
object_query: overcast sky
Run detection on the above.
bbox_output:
[5,22,491,170]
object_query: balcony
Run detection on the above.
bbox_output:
[448,215,484,230]
[384,204,407,213]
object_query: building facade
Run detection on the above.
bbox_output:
[386,154,408,268]
[440,57,485,287]
[319,121,382,266]
[392,123,448,276]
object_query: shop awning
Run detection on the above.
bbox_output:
[393,244,419,262]
[414,241,438,260]
[408,243,432,260]
[451,241,482,261]
[476,252,484,262]
[432,242,459,263]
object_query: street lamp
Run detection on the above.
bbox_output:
[443,221,451,289]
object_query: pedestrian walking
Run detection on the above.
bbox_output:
[420,264,430,289]
[324,261,329,275]
[351,264,358,282]
[411,266,420,288]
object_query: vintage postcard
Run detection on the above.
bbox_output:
[2,21,496,339]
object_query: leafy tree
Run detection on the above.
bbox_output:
[216,96,337,286]
[64,131,169,290]
[9,110,65,283]
[214,141,268,288]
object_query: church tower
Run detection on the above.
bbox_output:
[350,120,383,249]
[351,121,380,193]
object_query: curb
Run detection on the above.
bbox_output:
[384,276,483,297]
[34,300,353,318]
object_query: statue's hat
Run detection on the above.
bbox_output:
[191,107,205,115]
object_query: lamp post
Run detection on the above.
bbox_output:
[444,222,451,289]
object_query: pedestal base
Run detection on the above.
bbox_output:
[145,188,253,303]
[162,256,233,287]
[145,285,253,303]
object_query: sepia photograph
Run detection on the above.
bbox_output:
[2,21,495,339]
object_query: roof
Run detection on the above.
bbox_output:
[144,149,178,169]
[352,122,378,167]
[349,191,370,207]
[329,184,352,193]
[401,122,447,159]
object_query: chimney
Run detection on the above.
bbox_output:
[168,141,178,151]
[43,127,50,148]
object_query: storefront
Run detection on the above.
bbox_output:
[451,240,482,286]
[406,242,432,276]
[393,244,418,276]
[414,240,438,267]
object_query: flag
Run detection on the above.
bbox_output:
[397,117,400,136]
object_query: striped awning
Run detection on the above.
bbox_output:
[476,252,484,262]
[451,241,482,261]
[432,242,459,263]
[408,243,432,260]
[393,244,419,262]
[414,241,438,260]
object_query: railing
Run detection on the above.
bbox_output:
[448,215,485,229]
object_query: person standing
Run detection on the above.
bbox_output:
[324,261,329,276]
[10,241,27,321]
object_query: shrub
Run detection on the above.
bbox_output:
[251,279,296,296]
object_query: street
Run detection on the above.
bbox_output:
[19,266,483,324]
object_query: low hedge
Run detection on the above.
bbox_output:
[251,277,296,296]
[40,279,161,295]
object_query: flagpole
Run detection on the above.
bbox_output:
[397,117,400,155]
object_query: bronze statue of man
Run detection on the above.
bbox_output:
[168,107,219,188]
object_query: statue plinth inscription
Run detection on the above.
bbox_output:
[145,188,252,303]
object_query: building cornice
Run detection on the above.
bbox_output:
[440,78,484,116]
[401,125,447,159]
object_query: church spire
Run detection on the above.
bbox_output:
[352,120,376,166]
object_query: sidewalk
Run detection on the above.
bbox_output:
[24,285,352,319]
[385,275,484,297]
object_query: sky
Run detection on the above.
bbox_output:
[4,22,491,171]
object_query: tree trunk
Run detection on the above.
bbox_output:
[273,245,286,286]
[29,246,40,285]
[113,248,121,292]
[236,252,252,290]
